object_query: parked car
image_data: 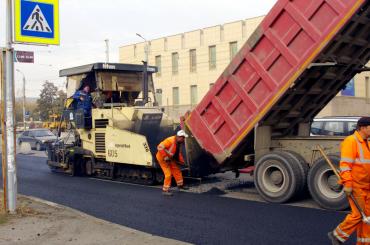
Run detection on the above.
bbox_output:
[17,129,57,151]
[310,116,360,136]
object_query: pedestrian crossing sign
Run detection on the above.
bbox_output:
[14,0,59,45]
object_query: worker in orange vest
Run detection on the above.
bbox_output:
[156,130,188,196]
[328,117,370,245]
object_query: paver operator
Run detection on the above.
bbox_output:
[73,85,93,117]
[156,130,189,196]
[328,117,370,245]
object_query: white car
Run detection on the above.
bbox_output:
[310,117,360,136]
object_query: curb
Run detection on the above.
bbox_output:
[20,194,105,221]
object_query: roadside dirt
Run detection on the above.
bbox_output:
[0,194,191,245]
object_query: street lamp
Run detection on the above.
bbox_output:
[15,69,26,131]
[104,39,110,63]
[136,33,148,63]
[136,33,149,105]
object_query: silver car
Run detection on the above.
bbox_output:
[310,116,360,136]
[17,129,57,151]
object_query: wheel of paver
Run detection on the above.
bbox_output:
[254,152,302,203]
[273,151,307,195]
[308,154,348,210]
[71,158,82,177]
[85,159,93,176]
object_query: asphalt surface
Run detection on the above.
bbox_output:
[0,154,356,245]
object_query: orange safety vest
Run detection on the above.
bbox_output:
[340,131,370,189]
[157,136,184,163]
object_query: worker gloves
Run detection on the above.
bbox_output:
[343,186,352,196]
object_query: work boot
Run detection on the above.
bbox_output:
[162,191,173,196]
[327,232,343,245]
[177,185,189,191]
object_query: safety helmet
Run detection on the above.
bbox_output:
[177,130,189,138]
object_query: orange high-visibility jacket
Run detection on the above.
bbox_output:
[157,136,184,163]
[340,131,370,189]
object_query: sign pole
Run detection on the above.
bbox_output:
[5,0,17,213]
[1,50,7,213]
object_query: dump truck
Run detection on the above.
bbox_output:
[183,0,370,210]
[47,63,177,184]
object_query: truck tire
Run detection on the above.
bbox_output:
[254,152,301,203]
[273,151,307,195]
[308,154,348,210]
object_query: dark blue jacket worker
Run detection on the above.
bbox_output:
[73,85,92,117]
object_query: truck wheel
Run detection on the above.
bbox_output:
[308,154,348,210]
[254,152,301,203]
[273,151,307,195]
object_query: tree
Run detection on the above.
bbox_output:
[53,90,67,113]
[36,81,66,121]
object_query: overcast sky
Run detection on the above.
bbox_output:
[1,0,277,97]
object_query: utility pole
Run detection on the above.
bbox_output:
[16,69,26,131]
[4,0,17,213]
[105,39,110,63]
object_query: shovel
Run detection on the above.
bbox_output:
[317,145,370,224]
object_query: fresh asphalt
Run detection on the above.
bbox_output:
[0,154,356,245]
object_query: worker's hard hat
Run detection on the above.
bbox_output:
[177,130,189,138]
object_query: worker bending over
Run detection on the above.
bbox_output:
[156,130,188,196]
[328,117,370,245]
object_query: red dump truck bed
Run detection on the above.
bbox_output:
[185,0,368,175]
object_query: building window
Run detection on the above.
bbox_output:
[190,85,198,106]
[172,52,179,75]
[229,41,238,60]
[156,88,163,106]
[209,45,216,70]
[155,55,161,77]
[189,49,197,73]
[172,87,179,105]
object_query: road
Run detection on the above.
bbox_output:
[0,154,356,245]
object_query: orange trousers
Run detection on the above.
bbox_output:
[156,155,183,192]
[334,188,370,244]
